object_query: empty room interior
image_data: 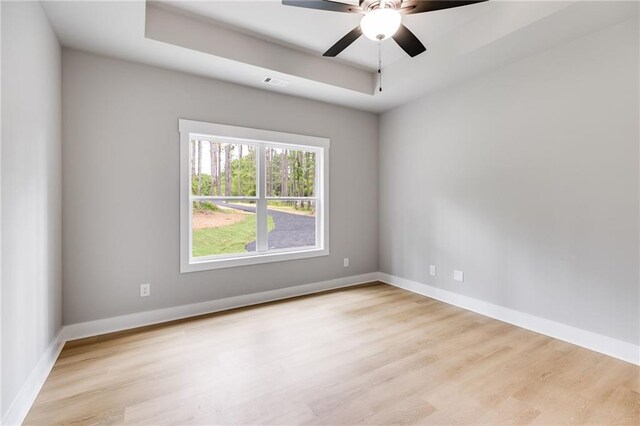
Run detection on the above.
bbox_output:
[1,0,639,424]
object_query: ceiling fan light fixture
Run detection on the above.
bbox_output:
[360,8,401,41]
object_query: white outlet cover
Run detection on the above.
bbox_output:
[453,270,464,282]
[140,283,151,297]
[343,258,349,267]
[430,265,436,276]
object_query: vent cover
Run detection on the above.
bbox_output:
[263,77,288,87]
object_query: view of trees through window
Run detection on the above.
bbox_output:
[190,139,318,258]
[265,147,316,198]
[190,140,257,197]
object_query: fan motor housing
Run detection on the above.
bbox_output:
[361,0,403,13]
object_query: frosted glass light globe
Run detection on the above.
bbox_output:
[360,8,402,41]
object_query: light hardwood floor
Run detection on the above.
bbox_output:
[26,283,639,425]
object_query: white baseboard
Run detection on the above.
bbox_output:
[61,272,380,342]
[1,330,65,426]
[378,272,640,366]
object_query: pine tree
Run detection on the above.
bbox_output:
[224,145,232,196]
[216,144,222,195]
[237,145,243,196]
[210,141,216,196]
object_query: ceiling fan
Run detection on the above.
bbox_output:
[282,0,488,58]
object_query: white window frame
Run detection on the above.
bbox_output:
[179,119,330,272]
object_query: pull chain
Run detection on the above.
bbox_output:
[378,39,383,92]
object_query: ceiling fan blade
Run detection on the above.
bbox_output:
[323,26,363,57]
[400,0,488,15]
[282,1,361,13]
[392,24,426,57]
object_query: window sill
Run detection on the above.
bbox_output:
[181,247,330,273]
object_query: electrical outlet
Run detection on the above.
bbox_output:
[343,258,350,267]
[140,283,151,297]
[453,270,464,282]
[430,265,436,276]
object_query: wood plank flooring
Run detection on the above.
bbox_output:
[25,283,639,425]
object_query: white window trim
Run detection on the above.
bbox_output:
[179,119,330,273]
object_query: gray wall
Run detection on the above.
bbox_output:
[379,17,639,345]
[1,1,62,417]
[62,50,378,325]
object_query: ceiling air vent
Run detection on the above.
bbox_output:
[263,77,288,88]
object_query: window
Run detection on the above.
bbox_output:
[179,119,329,272]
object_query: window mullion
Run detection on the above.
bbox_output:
[256,144,268,252]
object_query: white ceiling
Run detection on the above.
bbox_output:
[161,0,491,71]
[42,1,639,113]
